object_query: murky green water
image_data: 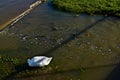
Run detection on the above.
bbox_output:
[0,0,120,80]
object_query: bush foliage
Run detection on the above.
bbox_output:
[52,0,120,16]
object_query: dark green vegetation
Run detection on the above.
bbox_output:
[0,55,20,79]
[52,0,120,16]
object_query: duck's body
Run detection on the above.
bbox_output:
[27,56,52,67]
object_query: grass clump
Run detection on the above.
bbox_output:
[52,0,120,17]
[0,55,20,80]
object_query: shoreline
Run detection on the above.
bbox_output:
[0,0,45,32]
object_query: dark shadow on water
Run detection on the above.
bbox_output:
[2,16,108,80]
[106,63,120,80]
[2,62,118,80]
[2,63,41,80]
[39,16,107,56]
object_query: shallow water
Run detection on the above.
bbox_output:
[0,0,120,80]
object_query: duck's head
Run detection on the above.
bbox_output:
[27,59,31,63]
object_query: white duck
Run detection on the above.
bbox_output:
[27,56,52,67]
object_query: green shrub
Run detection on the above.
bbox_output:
[52,0,120,17]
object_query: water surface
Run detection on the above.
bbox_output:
[0,0,120,80]
[0,0,35,28]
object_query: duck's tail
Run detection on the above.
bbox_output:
[45,57,52,65]
[49,57,52,61]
